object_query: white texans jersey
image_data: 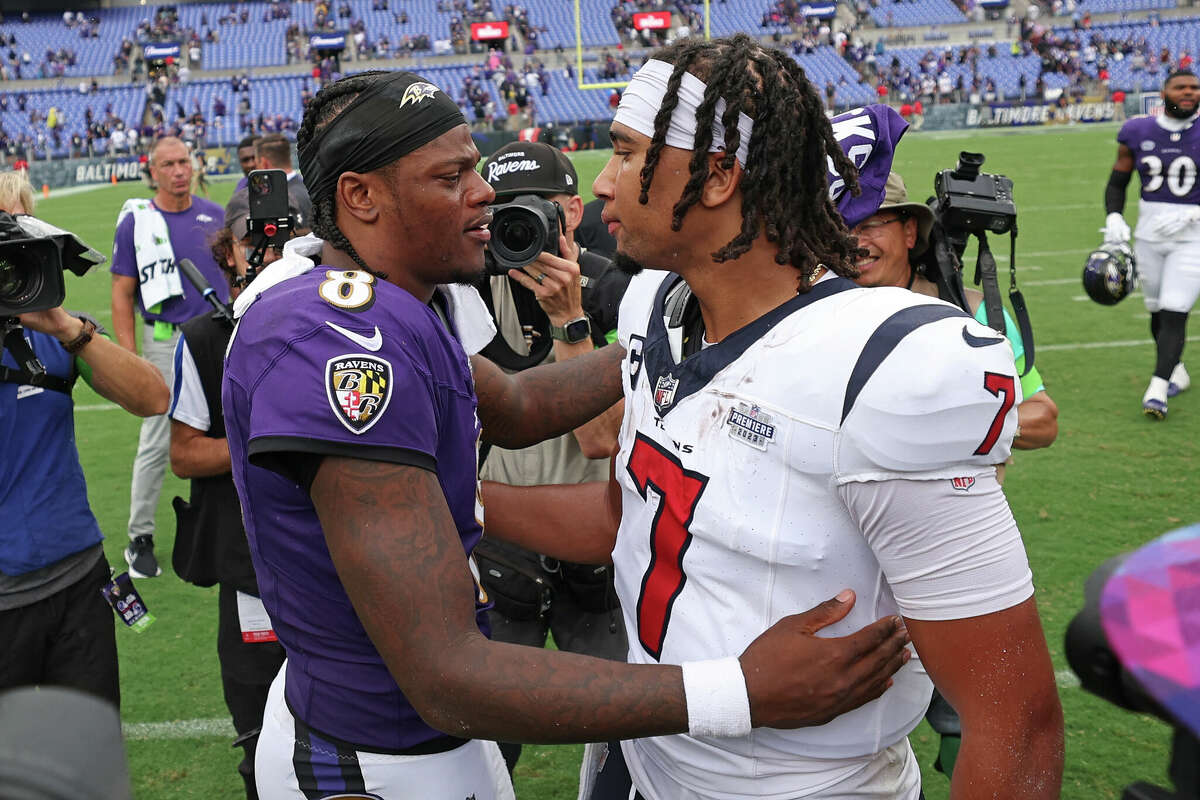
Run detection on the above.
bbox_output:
[613,271,1027,798]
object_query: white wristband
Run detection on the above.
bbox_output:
[681,657,752,738]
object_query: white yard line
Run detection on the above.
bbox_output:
[1056,669,1082,689]
[1040,334,1200,351]
[122,717,235,741]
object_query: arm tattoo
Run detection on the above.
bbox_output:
[475,341,626,448]
[311,455,687,743]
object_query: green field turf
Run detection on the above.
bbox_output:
[32,121,1193,798]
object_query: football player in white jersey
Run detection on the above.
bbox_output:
[1105,69,1200,418]
[483,34,1063,799]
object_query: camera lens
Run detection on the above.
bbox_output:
[491,206,546,267]
[498,217,538,253]
[0,255,39,306]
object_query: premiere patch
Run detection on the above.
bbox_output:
[726,402,776,450]
[326,353,393,434]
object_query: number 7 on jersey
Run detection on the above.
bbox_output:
[974,371,1016,456]
[626,434,710,661]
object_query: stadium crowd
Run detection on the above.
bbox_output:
[3,0,1191,161]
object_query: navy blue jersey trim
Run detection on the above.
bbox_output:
[840,304,969,424]
[642,275,859,415]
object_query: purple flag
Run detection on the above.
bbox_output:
[827,104,909,228]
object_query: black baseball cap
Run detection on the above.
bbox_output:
[224,186,307,241]
[481,141,578,198]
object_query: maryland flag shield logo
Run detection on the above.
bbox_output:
[326,354,393,434]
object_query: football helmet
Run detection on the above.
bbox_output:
[1082,242,1137,305]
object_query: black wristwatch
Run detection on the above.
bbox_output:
[549,316,591,344]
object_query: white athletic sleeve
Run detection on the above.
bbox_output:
[836,313,1022,483]
[839,471,1034,621]
[168,334,211,432]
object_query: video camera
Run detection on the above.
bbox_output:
[0,212,106,387]
[916,151,1035,377]
[0,212,105,317]
[484,194,566,276]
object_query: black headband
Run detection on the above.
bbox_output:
[299,71,466,207]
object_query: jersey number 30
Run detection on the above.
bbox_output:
[1141,154,1197,197]
[627,434,709,661]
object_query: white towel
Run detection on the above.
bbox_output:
[232,234,497,356]
[116,198,181,310]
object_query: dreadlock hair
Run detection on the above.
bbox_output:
[295,70,392,276]
[637,34,862,290]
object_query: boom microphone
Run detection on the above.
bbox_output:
[178,258,234,326]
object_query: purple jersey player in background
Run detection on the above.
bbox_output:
[1105,69,1200,418]
[221,68,911,800]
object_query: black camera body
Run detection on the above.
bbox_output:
[918,151,1035,374]
[0,212,101,316]
[933,152,1016,240]
[485,194,565,275]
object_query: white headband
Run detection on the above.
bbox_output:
[613,59,754,168]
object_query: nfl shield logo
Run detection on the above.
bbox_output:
[950,476,975,492]
[326,353,394,434]
[653,373,679,411]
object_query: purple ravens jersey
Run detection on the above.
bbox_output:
[828,104,910,228]
[222,267,488,752]
[1118,115,1200,205]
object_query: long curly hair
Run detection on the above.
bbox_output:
[637,34,861,289]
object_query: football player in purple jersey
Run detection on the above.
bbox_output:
[1105,69,1200,418]
[221,69,910,799]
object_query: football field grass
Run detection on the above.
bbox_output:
[37,121,1194,798]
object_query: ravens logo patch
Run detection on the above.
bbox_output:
[399,81,439,109]
[326,354,393,434]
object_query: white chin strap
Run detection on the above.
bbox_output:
[613,59,754,167]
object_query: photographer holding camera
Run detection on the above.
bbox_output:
[168,179,306,800]
[475,141,630,774]
[851,172,1058,456]
[0,170,169,708]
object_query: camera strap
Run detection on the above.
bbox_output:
[1,323,73,394]
[975,233,1006,337]
[475,278,553,371]
[1007,229,1035,378]
[0,364,72,394]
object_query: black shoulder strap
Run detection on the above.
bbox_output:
[1006,229,1034,377]
[0,364,73,394]
[475,277,553,371]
